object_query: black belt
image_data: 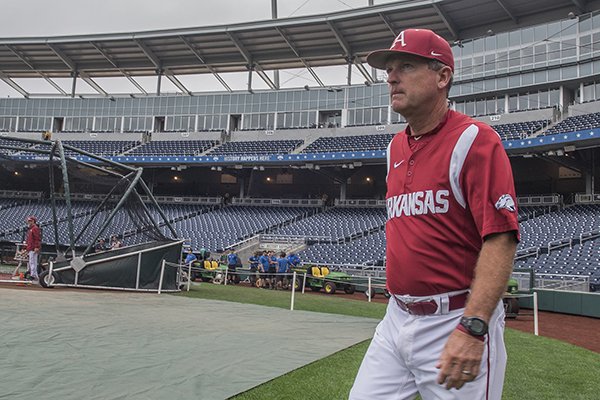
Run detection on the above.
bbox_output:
[394,292,469,315]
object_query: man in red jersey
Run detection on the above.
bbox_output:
[350,29,519,400]
[25,216,42,281]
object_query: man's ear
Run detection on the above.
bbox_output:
[437,67,452,90]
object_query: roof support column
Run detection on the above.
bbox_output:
[247,64,254,93]
[156,69,163,96]
[71,71,78,98]
[272,0,280,89]
[347,58,352,86]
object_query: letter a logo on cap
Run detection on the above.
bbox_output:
[392,31,406,48]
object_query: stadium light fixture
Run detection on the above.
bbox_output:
[266,177,272,182]
[365,177,372,182]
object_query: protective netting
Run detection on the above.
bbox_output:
[0,137,176,256]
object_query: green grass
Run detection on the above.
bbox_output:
[179,282,387,319]
[179,284,600,400]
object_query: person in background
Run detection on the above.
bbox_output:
[110,235,122,249]
[268,251,278,290]
[276,252,290,290]
[248,251,260,287]
[25,216,41,281]
[258,250,270,288]
[287,252,301,268]
[94,238,108,253]
[185,248,197,265]
[227,249,240,284]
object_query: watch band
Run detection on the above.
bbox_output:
[456,323,485,341]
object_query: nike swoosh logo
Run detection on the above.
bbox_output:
[431,51,442,56]
[394,160,404,168]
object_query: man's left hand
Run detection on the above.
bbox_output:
[436,328,484,390]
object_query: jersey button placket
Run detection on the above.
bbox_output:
[406,159,414,184]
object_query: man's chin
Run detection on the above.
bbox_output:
[391,104,407,115]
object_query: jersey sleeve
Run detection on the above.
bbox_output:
[461,125,520,241]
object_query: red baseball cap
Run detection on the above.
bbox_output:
[27,216,36,222]
[366,28,454,72]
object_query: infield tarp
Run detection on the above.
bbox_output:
[0,288,379,400]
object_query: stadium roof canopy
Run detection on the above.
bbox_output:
[0,0,598,97]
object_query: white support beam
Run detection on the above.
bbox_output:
[7,45,67,95]
[227,32,277,90]
[0,71,29,98]
[378,12,397,36]
[227,32,252,65]
[42,75,68,96]
[495,0,518,23]
[354,60,375,84]
[327,21,352,57]
[276,26,325,87]
[134,39,162,69]
[179,36,232,92]
[47,44,77,71]
[165,72,192,96]
[432,3,459,39]
[80,73,108,96]
[91,42,148,95]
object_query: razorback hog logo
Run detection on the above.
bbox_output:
[495,194,516,212]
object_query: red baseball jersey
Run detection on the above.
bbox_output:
[385,110,519,296]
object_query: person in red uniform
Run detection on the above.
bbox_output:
[25,216,41,280]
[350,29,519,400]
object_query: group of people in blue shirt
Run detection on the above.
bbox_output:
[183,247,300,288]
[248,250,301,289]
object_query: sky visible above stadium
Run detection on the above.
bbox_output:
[1,0,397,37]
[0,0,396,96]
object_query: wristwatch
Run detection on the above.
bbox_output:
[459,316,488,337]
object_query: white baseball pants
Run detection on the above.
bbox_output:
[28,250,39,279]
[350,298,506,400]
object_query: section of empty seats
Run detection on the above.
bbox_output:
[298,230,386,265]
[2,140,140,157]
[514,237,600,291]
[128,140,218,156]
[61,140,140,156]
[0,138,36,155]
[164,205,315,252]
[518,204,600,250]
[0,199,209,246]
[517,205,555,222]
[273,207,386,240]
[490,120,550,140]
[206,140,303,156]
[544,112,600,135]
[301,134,394,153]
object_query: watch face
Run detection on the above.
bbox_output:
[470,319,485,334]
[461,316,488,336]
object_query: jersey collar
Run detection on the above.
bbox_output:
[405,109,451,142]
